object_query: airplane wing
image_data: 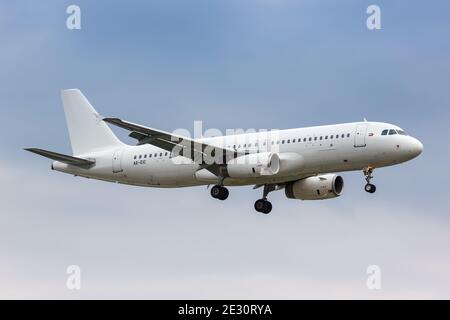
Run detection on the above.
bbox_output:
[24,148,95,167]
[103,118,242,165]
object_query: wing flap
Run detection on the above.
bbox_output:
[104,117,240,164]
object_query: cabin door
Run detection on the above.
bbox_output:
[112,149,124,173]
[354,124,368,147]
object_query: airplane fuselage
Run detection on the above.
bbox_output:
[52,121,423,188]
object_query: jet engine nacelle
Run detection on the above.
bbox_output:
[277,152,305,176]
[285,174,344,200]
[226,152,280,178]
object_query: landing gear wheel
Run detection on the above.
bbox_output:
[364,183,376,193]
[363,167,376,194]
[211,185,221,198]
[263,201,272,214]
[254,199,272,214]
[254,199,265,212]
[211,185,229,200]
[219,187,229,200]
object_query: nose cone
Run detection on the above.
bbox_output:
[409,138,423,158]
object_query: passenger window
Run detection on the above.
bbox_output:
[303,138,306,142]
[341,134,344,138]
[149,154,152,158]
[319,136,323,140]
[292,139,295,143]
[287,139,290,143]
[165,152,168,156]
[325,136,328,139]
[314,137,317,141]
[282,140,285,144]
[335,135,339,139]
[277,141,280,144]
[134,155,137,159]
[330,135,334,139]
[139,155,142,159]
[381,129,388,136]
[389,129,397,135]
[159,153,163,157]
[308,137,312,141]
[347,133,350,138]
[144,154,147,158]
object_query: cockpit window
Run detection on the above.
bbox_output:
[382,128,407,136]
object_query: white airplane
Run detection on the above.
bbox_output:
[26,89,423,214]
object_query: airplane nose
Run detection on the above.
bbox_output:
[409,138,423,158]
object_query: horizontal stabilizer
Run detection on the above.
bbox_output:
[24,148,94,167]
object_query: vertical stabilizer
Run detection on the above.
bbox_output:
[61,89,125,155]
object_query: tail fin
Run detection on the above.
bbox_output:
[61,89,124,155]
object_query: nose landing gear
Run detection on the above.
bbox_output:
[363,167,376,193]
[365,183,376,193]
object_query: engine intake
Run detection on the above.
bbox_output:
[285,174,344,200]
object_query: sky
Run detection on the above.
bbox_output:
[1,0,450,299]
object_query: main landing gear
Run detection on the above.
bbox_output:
[254,199,272,214]
[363,167,376,194]
[210,184,229,200]
[254,184,275,214]
[210,182,274,214]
